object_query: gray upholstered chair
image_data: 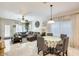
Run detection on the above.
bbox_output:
[41,32,46,36]
[55,37,69,56]
[37,35,49,56]
[60,34,67,40]
[47,33,53,36]
[54,34,67,48]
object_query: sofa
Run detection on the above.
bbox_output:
[11,33,22,43]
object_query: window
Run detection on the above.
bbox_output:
[16,24,22,32]
[15,24,26,32]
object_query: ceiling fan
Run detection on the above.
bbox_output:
[20,15,29,23]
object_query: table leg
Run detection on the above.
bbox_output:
[48,47,51,53]
[50,47,54,54]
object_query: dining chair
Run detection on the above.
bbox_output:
[55,34,67,47]
[37,35,49,56]
[60,34,67,40]
[41,32,46,36]
[55,37,69,56]
[47,33,53,36]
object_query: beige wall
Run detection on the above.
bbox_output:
[26,16,47,33]
[30,17,43,32]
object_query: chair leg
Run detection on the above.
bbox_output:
[63,52,64,56]
[43,51,46,56]
[38,48,39,54]
[38,48,41,54]
[66,50,68,56]
[56,52,60,56]
[43,50,49,56]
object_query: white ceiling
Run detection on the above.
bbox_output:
[0,2,79,20]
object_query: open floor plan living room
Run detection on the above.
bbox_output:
[0,2,79,56]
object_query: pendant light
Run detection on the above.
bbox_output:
[48,5,55,24]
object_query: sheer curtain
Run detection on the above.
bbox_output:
[48,20,73,38]
[47,14,79,48]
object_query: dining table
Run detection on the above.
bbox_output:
[43,36,62,54]
[43,36,62,48]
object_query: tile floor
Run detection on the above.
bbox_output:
[4,38,79,56]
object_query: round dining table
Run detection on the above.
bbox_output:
[43,36,61,48]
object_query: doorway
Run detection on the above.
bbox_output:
[5,25,11,38]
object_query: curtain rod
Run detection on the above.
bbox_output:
[53,12,79,19]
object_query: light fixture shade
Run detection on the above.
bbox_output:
[48,20,55,24]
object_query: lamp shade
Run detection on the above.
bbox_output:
[48,20,55,24]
